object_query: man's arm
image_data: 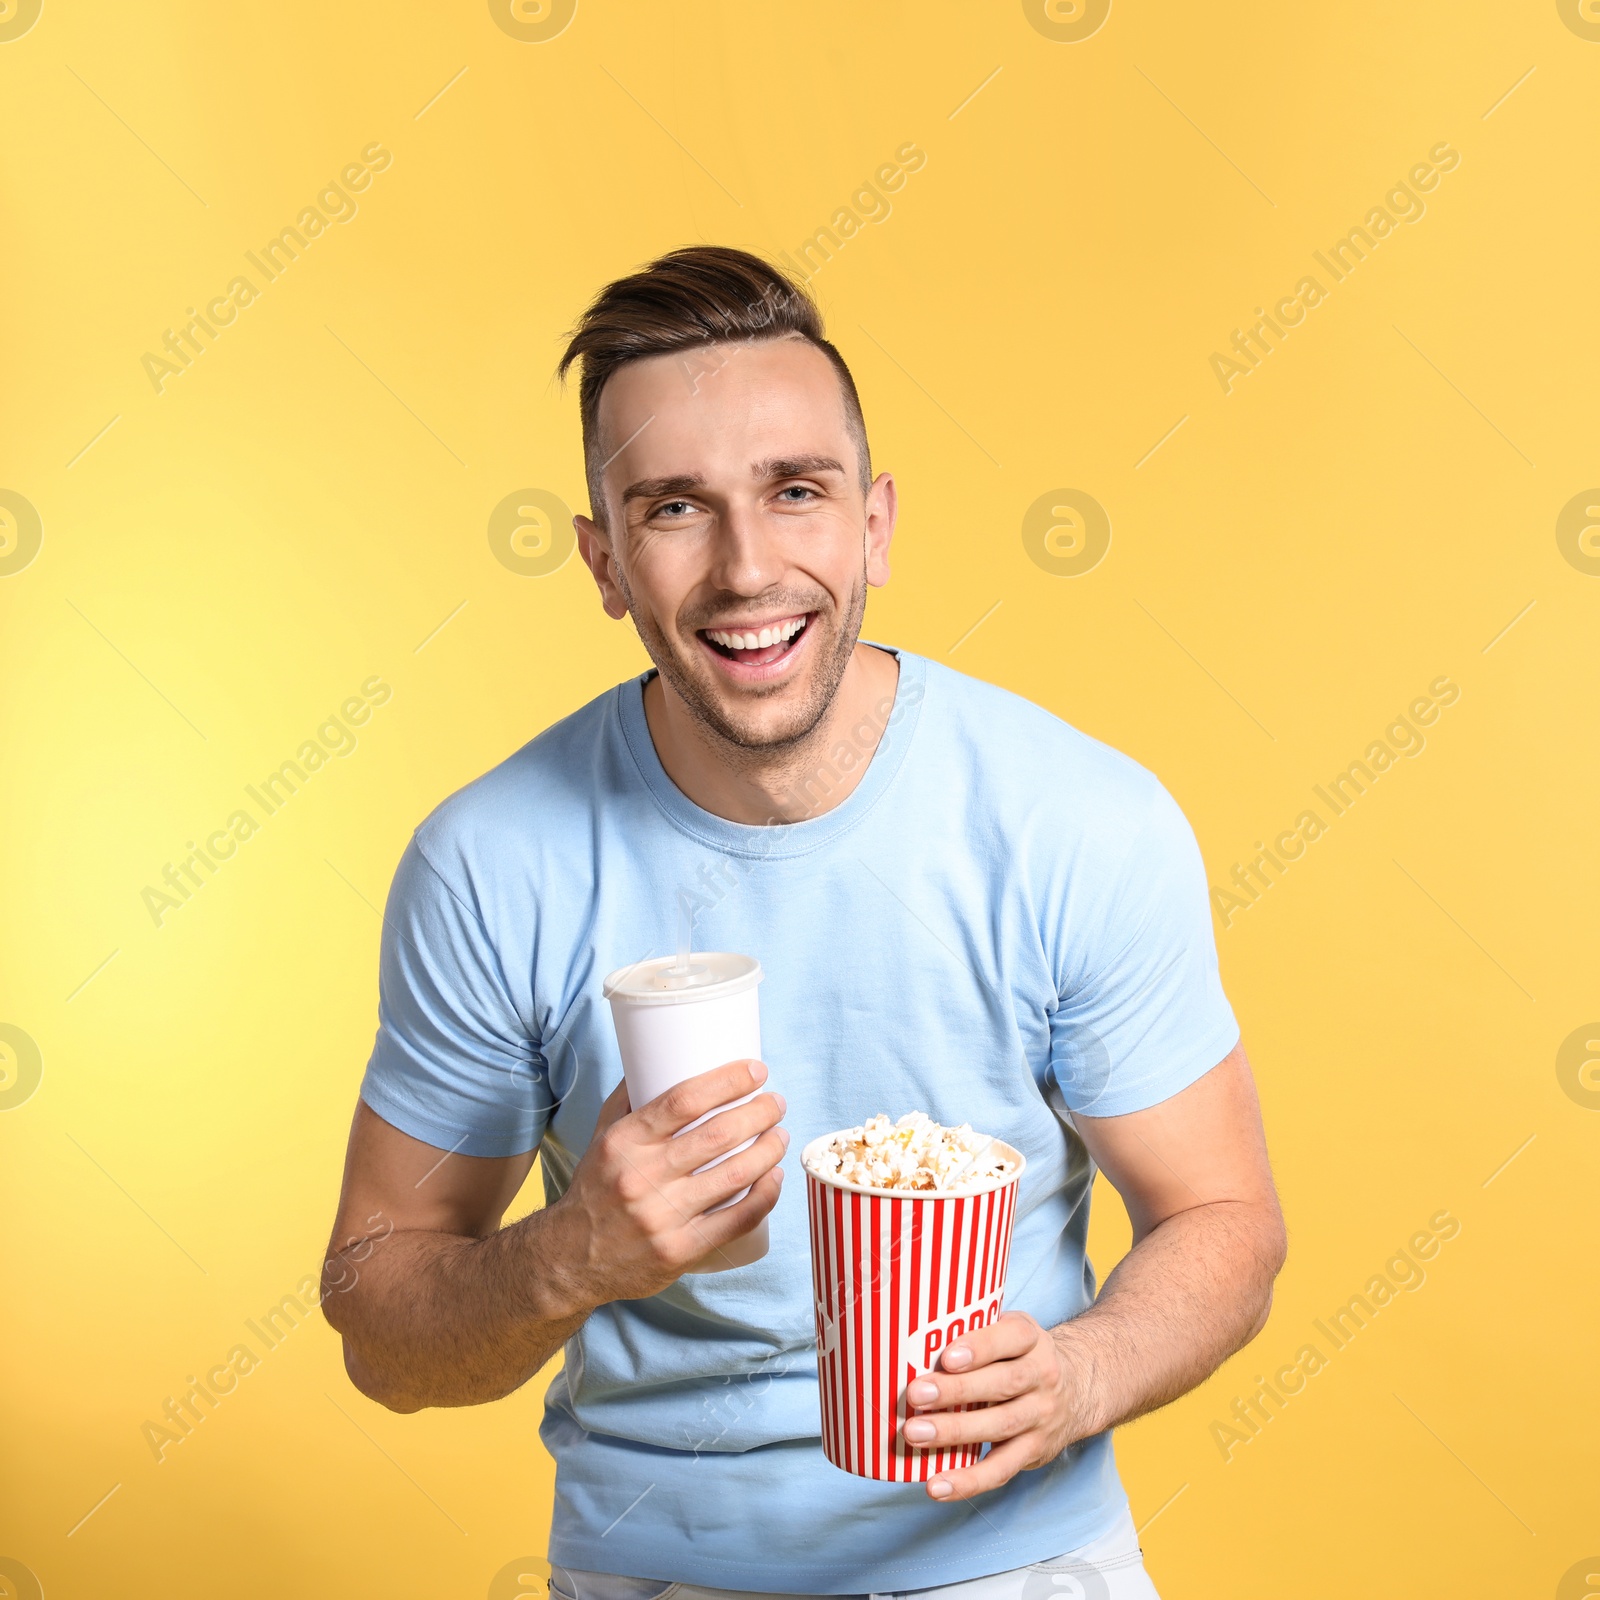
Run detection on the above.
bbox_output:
[320,1060,787,1413]
[899,1041,1286,1500]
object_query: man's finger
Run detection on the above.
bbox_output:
[684,1126,790,1212]
[937,1310,1041,1373]
[634,1059,769,1138]
[902,1395,1037,1451]
[678,1163,784,1271]
[925,1433,1036,1502]
[905,1354,1037,1414]
[667,1090,786,1174]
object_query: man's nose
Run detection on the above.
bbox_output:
[707,499,784,596]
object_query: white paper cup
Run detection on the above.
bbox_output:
[802,1133,1025,1480]
[603,953,769,1272]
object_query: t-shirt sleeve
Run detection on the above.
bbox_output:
[1048,782,1240,1117]
[358,834,551,1157]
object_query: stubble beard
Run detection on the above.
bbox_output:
[621,564,868,771]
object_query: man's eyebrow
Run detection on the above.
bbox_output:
[620,473,707,505]
[620,458,846,506]
[754,455,846,480]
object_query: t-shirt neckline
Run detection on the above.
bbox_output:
[615,644,927,860]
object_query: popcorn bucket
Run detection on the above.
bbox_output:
[803,1133,1026,1482]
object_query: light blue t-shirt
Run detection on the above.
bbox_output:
[359,647,1238,1593]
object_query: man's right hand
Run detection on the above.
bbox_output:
[320,1059,786,1411]
[544,1059,788,1309]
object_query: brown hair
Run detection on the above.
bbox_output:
[555,246,871,527]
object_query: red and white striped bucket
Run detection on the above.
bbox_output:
[802,1134,1026,1482]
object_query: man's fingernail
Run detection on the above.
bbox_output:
[943,1345,972,1369]
[928,1479,954,1500]
[773,1093,788,1116]
[750,1061,768,1082]
[777,1127,791,1148]
[903,1419,935,1443]
[907,1380,938,1404]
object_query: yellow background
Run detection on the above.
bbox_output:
[3,1,1597,1595]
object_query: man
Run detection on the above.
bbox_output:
[322,246,1286,1599]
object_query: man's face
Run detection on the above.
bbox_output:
[575,335,895,752]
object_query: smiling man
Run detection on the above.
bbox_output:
[322,247,1285,1600]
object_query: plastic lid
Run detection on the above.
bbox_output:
[602,952,763,1006]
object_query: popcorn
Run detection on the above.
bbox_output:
[804,1111,1016,1193]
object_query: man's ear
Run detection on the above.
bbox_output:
[864,471,897,588]
[575,514,630,619]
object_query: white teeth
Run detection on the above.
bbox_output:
[705,616,807,651]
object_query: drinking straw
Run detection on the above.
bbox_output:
[670,887,693,976]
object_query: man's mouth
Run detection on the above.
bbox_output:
[698,613,812,670]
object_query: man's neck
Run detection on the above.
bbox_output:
[642,643,902,825]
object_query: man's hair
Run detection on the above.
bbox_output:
[555,246,871,528]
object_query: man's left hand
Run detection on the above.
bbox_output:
[900,1311,1090,1502]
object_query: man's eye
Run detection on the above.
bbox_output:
[655,500,695,517]
[777,485,816,502]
